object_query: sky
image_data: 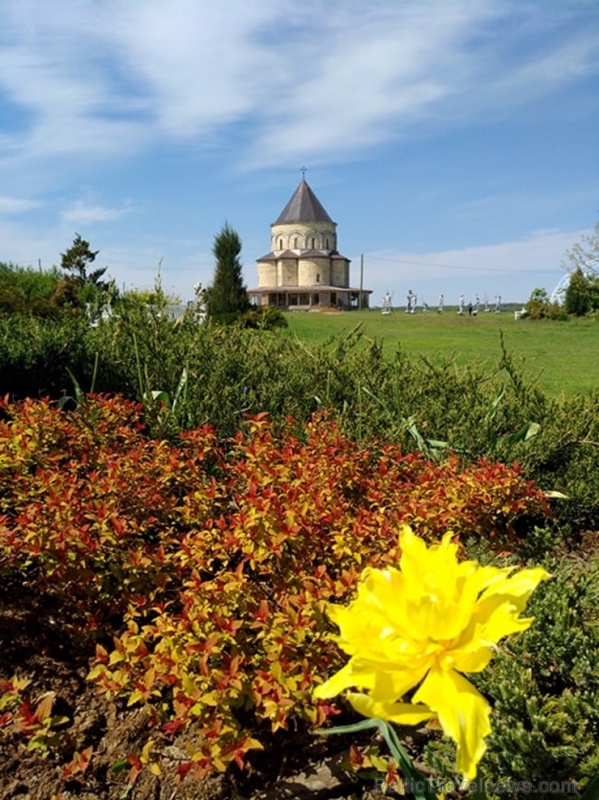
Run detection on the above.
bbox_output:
[1,0,598,307]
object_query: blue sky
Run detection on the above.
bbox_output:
[1,0,597,306]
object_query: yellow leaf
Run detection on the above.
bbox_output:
[35,692,55,723]
[270,661,282,681]
[245,738,264,751]
[182,673,198,697]
[12,676,32,692]
[369,754,390,771]
[86,665,106,682]
[127,689,145,707]
[144,668,156,691]
[141,739,153,763]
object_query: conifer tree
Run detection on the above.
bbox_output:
[60,233,107,288]
[205,223,249,317]
[59,234,116,319]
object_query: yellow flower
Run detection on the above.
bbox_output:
[314,526,549,780]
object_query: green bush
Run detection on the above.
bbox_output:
[241,305,288,329]
[0,314,91,398]
[0,262,62,307]
[514,391,599,533]
[523,288,568,320]
[522,303,569,321]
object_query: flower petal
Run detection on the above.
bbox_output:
[314,660,429,704]
[454,567,551,657]
[479,567,551,608]
[369,665,430,703]
[313,661,375,699]
[348,691,435,726]
[413,667,491,781]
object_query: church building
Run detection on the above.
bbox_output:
[248,179,371,310]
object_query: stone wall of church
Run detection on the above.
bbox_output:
[298,256,331,286]
[259,257,350,288]
[257,261,277,287]
[277,259,298,286]
[271,220,337,253]
[331,259,350,287]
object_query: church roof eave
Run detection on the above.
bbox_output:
[257,249,350,261]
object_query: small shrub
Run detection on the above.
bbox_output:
[240,306,288,329]
[523,288,568,320]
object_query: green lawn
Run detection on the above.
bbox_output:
[283,309,599,397]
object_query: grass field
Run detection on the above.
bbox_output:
[283,309,599,397]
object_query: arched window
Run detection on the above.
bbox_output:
[310,238,315,248]
[325,238,329,248]
[316,273,320,283]
[294,237,298,248]
[278,238,283,249]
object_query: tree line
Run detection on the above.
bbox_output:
[0,224,286,329]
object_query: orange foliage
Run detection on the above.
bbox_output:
[0,396,549,775]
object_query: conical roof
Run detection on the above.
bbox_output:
[274,179,333,224]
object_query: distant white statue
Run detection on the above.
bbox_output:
[438,294,444,313]
[458,294,465,315]
[483,294,489,312]
[474,294,480,315]
[382,291,392,315]
[194,282,208,308]
[193,281,208,323]
[412,293,418,313]
[494,294,502,313]
[406,289,415,314]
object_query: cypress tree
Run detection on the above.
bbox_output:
[206,223,249,318]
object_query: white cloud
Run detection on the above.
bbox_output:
[0,0,597,172]
[246,2,599,165]
[464,31,599,116]
[249,3,485,163]
[0,195,41,214]
[108,1,281,137]
[61,202,133,225]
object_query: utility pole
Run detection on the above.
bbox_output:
[359,254,364,310]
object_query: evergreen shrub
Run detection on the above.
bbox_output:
[424,550,599,796]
